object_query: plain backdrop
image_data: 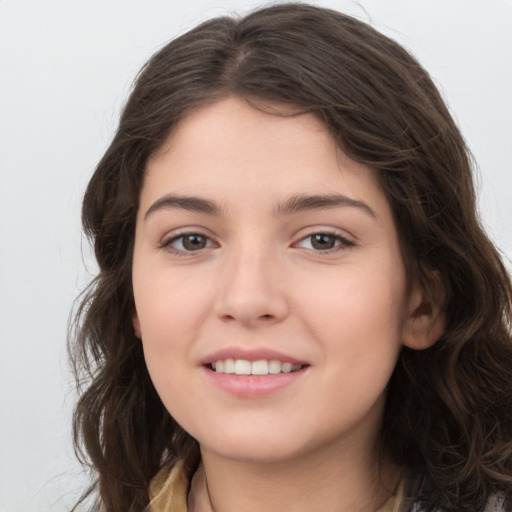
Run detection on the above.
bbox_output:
[0,1,511,510]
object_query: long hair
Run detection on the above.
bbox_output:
[70,4,512,511]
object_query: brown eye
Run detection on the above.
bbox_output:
[163,233,213,253]
[181,234,207,250]
[295,232,353,253]
[310,234,337,250]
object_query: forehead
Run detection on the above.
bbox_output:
[148,98,333,174]
[141,97,391,220]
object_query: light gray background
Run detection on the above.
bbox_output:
[1,1,511,511]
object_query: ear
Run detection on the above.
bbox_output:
[402,274,445,350]
[133,310,142,339]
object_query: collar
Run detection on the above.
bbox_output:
[148,460,406,512]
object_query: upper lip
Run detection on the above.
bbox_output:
[200,347,307,366]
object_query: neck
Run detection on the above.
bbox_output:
[193,438,401,512]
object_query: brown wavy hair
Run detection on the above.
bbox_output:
[70,4,512,511]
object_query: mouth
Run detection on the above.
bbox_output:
[202,353,309,397]
[208,359,307,376]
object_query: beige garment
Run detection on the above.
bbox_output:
[148,461,190,512]
[148,461,406,512]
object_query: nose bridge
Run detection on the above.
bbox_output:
[214,238,287,325]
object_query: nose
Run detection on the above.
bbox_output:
[213,246,289,327]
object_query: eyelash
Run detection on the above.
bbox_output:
[293,231,354,255]
[159,230,354,256]
[159,232,216,255]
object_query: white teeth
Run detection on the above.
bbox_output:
[268,360,281,374]
[234,359,251,375]
[281,362,292,373]
[251,360,268,375]
[212,359,303,375]
[224,358,235,374]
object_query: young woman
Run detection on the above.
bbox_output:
[70,3,512,511]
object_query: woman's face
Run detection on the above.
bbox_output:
[132,97,418,464]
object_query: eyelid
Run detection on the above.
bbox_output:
[159,228,218,255]
[292,227,355,253]
[157,226,354,256]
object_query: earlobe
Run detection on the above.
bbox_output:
[402,280,446,350]
[133,311,142,339]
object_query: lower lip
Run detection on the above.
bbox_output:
[203,366,308,398]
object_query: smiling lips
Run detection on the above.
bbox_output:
[211,359,304,375]
[202,350,309,397]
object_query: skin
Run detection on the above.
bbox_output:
[132,97,443,511]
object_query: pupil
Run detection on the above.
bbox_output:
[311,234,335,250]
[183,235,206,250]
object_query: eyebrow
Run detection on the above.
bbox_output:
[144,194,220,219]
[275,193,376,218]
[144,192,376,220]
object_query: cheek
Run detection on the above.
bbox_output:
[297,262,407,373]
[134,265,211,342]
[133,276,198,382]
[134,282,216,437]
[307,275,405,429]
[136,289,198,420]
[303,263,405,328]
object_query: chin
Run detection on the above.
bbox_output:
[204,443,301,464]
[197,428,315,465]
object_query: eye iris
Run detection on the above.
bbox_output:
[311,234,336,250]
[182,234,207,250]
